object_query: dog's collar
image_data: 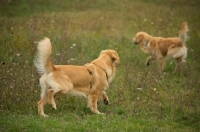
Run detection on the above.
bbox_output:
[144,40,149,48]
[84,67,93,89]
[93,63,109,82]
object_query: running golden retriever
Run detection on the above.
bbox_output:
[34,38,119,117]
[132,22,189,73]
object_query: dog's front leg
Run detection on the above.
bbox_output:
[88,90,104,114]
[146,56,155,66]
[156,57,164,73]
[98,91,109,105]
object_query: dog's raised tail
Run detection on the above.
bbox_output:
[34,37,55,75]
[179,22,189,44]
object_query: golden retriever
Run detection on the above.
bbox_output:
[132,22,189,73]
[34,38,120,117]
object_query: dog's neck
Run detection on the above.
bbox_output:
[93,62,109,82]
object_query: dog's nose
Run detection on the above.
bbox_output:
[134,42,138,44]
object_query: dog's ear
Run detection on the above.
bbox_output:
[137,34,144,42]
[111,52,119,61]
[100,50,119,62]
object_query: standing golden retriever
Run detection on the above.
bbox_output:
[132,22,189,73]
[34,38,119,117]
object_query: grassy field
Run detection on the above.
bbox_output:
[0,0,200,131]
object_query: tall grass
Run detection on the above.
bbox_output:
[0,0,200,131]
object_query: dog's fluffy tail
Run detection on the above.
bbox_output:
[34,37,55,75]
[179,22,189,44]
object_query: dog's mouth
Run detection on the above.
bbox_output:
[132,37,139,45]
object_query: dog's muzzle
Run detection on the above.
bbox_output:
[132,38,138,45]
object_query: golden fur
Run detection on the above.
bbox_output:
[34,38,120,117]
[132,22,189,73]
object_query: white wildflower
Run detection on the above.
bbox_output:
[16,54,21,57]
[144,18,147,22]
[137,88,143,91]
[72,44,76,47]
[70,58,76,61]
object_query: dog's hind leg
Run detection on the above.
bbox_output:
[173,57,182,74]
[37,76,48,117]
[47,84,64,110]
[47,77,73,110]
[37,98,48,117]
[48,89,58,110]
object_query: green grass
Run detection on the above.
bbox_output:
[0,0,200,131]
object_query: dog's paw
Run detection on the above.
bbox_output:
[40,113,49,117]
[99,112,105,115]
[103,99,109,105]
[52,106,57,110]
[93,110,105,115]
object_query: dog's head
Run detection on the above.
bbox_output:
[132,32,151,45]
[99,50,120,68]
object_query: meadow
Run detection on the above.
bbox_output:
[0,0,200,131]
